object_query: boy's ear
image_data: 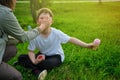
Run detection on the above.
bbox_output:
[50,17,53,23]
[49,17,53,25]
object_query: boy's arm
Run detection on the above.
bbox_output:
[28,50,39,65]
[68,37,94,48]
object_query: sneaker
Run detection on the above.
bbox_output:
[38,70,47,80]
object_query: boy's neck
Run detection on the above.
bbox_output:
[41,27,51,38]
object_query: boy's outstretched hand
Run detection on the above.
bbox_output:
[87,39,101,50]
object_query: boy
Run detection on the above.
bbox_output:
[18,8,100,80]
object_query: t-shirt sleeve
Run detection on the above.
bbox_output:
[28,40,36,51]
[57,30,71,44]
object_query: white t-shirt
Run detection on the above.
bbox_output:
[28,27,70,62]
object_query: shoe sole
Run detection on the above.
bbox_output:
[38,70,47,80]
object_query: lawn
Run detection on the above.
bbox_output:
[9,2,120,80]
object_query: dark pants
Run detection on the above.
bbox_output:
[18,52,62,71]
[0,45,22,80]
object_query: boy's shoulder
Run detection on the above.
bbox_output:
[51,27,61,33]
[51,27,57,31]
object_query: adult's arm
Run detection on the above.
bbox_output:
[1,9,39,42]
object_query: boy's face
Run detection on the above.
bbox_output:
[37,13,53,26]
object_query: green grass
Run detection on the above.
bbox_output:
[9,2,120,80]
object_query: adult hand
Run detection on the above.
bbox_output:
[38,16,52,32]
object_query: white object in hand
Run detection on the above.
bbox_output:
[94,39,101,46]
[93,39,101,50]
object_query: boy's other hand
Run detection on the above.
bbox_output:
[36,55,45,63]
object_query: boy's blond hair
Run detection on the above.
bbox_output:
[36,8,53,20]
